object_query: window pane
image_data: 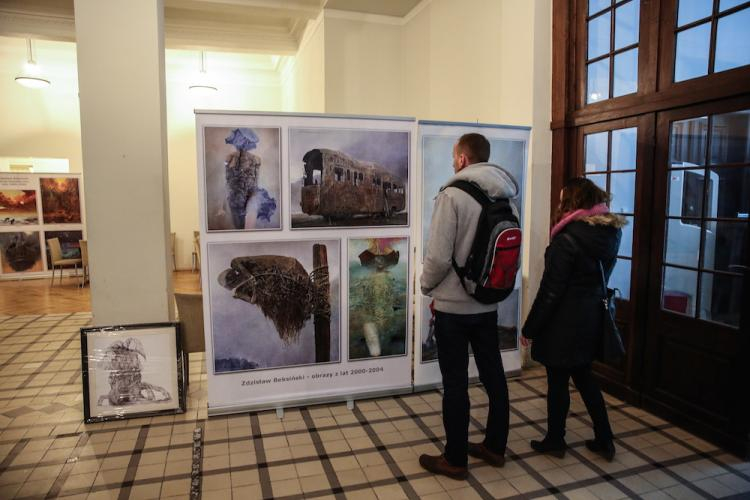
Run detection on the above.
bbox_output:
[720,0,748,12]
[703,220,750,272]
[710,109,750,165]
[675,22,711,82]
[589,12,612,59]
[615,0,640,49]
[613,48,639,97]
[677,0,714,27]
[610,172,636,213]
[587,173,608,192]
[585,132,609,172]
[715,8,750,72]
[587,59,610,103]
[619,215,634,258]
[611,127,637,170]
[700,272,743,327]
[662,266,698,316]
[609,258,632,300]
[668,169,706,218]
[711,167,750,218]
[590,0,611,15]
[670,117,708,166]
[665,218,701,267]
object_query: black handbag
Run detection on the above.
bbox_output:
[597,261,625,363]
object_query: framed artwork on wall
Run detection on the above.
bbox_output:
[81,322,186,423]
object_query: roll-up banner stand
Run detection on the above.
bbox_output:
[0,173,86,280]
[414,121,530,390]
[195,111,417,415]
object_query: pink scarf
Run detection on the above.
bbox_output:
[550,203,610,239]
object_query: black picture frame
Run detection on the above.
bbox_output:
[81,322,186,423]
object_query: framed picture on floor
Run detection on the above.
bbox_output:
[81,322,186,423]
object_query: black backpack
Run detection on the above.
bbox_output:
[447,180,521,304]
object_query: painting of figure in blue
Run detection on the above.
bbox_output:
[348,237,408,360]
[204,127,281,231]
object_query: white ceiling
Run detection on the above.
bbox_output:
[0,0,425,55]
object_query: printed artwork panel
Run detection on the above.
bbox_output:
[208,239,341,373]
[348,237,408,360]
[290,128,410,228]
[204,127,281,231]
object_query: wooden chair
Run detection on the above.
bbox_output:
[79,240,89,287]
[174,292,205,387]
[47,237,82,286]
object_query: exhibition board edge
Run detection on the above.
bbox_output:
[417,120,531,131]
[207,384,413,416]
[195,109,417,123]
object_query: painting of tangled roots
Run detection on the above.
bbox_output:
[87,328,180,420]
[348,237,408,360]
[40,177,81,224]
[204,127,281,231]
[208,240,341,373]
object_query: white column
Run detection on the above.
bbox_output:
[74,0,174,324]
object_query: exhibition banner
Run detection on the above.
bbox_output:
[414,121,530,389]
[196,111,416,414]
[0,173,85,279]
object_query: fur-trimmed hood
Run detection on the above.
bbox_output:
[560,215,625,261]
[580,213,628,229]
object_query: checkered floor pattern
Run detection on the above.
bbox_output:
[0,313,748,499]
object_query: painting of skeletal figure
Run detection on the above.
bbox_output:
[83,325,183,422]
[348,237,408,360]
[204,127,281,231]
[208,239,341,373]
[0,231,43,274]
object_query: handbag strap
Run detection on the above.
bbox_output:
[598,260,609,307]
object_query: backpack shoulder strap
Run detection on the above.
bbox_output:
[445,180,492,207]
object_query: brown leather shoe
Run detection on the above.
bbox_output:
[418,454,468,480]
[468,442,505,467]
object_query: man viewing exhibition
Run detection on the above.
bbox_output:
[419,133,520,479]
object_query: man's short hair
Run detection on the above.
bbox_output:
[457,133,490,164]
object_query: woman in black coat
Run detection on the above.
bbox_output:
[522,177,625,461]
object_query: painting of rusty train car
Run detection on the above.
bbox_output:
[296,148,407,227]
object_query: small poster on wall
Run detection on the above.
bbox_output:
[289,128,410,228]
[208,239,341,373]
[348,237,409,360]
[40,177,82,224]
[203,127,282,231]
[0,231,43,273]
[0,190,38,225]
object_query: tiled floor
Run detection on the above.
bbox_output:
[0,314,748,499]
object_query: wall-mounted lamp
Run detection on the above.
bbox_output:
[188,51,217,96]
[15,39,51,89]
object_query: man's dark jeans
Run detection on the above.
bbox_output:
[434,309,509,467]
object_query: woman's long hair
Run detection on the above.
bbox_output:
[555,177,611,223]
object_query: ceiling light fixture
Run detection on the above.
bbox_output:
[188,51,217,95]
[15,39,51,89]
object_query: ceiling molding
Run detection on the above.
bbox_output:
[323,9,403,26]
[403,0,432,25]
[0,10,75,42]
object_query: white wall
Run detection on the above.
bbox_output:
[281,15,326,113]
[323,12,402,115]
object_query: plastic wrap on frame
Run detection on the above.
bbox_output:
[80,322,186,423]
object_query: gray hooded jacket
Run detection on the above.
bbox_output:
[420,162,519,314]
